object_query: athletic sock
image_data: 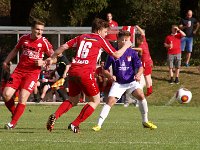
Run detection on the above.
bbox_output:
[5,98,16,116]
[138,99,148,123]
[10,103,26,126]
[54,100,73,119]
[146,86,153,96]
[97,104,111,127]
[72,104,94,127]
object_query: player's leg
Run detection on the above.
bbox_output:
[40,84,49,101]
[3,87,16,116]
[144,65,153,96]
[5,88,31,129]
[132,84,157,129]
[46,76,81,132]
[93,82,126,131]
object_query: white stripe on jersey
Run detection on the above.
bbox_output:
[97,48,103,62]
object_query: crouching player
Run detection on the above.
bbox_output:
[92,30,157,131]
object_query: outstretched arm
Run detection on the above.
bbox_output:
[135,25,145,35]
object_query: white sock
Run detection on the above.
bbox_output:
[97,104,111,127]
[138,99,148,123]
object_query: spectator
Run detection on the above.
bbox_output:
[179,10,200,67]
[105,12,118,48]
[54,53,70,101]
[95,60,111,98]
[164,25,186,84]
[40,66,57,102]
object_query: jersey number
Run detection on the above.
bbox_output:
[77,41,92,58]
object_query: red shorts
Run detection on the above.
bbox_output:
[143,65,152,76]
[5,68,40,93]
[68,71,99,97]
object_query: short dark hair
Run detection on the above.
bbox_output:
[31,20,45,28]
[92,18,109,33]
[117,30,131,39]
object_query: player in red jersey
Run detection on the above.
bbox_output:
[2,20,54,129]
[105,13,118,47]
[46,18,132,133]
[134,25,154,96]
[164,25,186,84]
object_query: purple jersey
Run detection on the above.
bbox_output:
[104,48,142,84]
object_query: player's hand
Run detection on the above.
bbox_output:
[42,79,48,83]
[2,62,10,73]
[46,58,53,66]
[124,41,132,48]
[134,74,141,82]
[35,59,45,66]
[109,76,116,82]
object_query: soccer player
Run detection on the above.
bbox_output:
[134,25,154,96]
[2,20,54,129]
[92,30,157,132]
[164,25,186,84]
[179,10,199,67]
[45,18,132,133]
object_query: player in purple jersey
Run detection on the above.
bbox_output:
[92,30,157,131]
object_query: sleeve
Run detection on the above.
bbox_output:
[100,38,116,55]
[164,36,170,44]
[104,56,113,70]
[15,35,25,49]
[66,36,79,48]
[42,37,54,57]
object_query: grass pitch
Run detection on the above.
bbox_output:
[0,105,200,150]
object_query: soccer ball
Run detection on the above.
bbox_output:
[175,88,192,104]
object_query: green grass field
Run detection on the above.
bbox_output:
[0,66,199,150]
[0,105,200,150]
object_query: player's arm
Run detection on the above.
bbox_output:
[135,66,143,82]
[135,25,145,35]
[112,41,132,59]
[3,47,19,71]
[133,47,143,55]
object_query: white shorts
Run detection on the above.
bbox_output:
[108,81,142,100]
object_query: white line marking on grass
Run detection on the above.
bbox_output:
[11,139,160,145]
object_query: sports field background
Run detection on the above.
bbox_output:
[0,66,199,149]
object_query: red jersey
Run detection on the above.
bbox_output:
[122,26,135,43]
[66,33,116,72]
[15,34,53,73]
[138,35,153,65]
[105,20,118,41]
[165,33,182,54]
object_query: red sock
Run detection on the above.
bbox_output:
[5,98,16,115]
[55,100,73,119]
[146,86,153,96]
[10,103,25,126]
[72,104,94,127]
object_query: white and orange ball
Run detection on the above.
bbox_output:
[176,88,192,104]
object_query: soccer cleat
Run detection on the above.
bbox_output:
[68,123,80,133]
[46,114,56,132]
[92,125,101,131]
[174,78,179,84]
[143,121,157,129]
[4,123,14,130]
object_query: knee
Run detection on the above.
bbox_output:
[135,93,145,101]
[3,90,11,101]
[107,97,116,107]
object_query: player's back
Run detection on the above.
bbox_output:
[69,33,115,73]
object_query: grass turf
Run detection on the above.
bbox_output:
[0,105,200,150]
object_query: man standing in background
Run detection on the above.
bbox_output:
[179,10,199,67]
